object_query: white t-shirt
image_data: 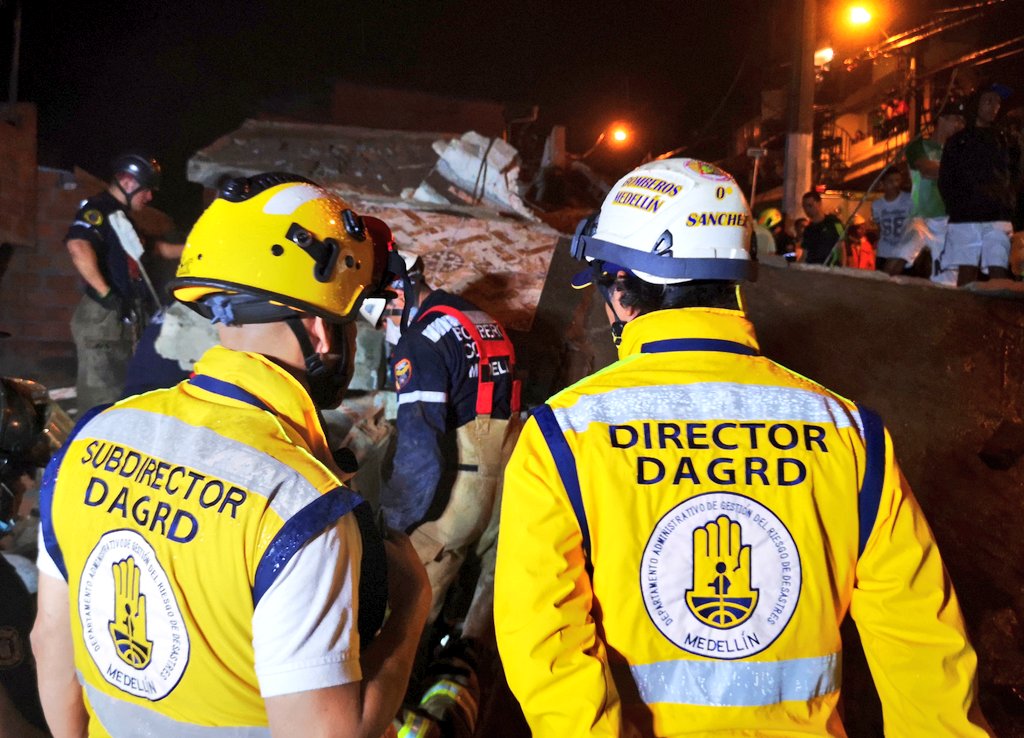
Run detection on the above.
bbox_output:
[872,192,913,259]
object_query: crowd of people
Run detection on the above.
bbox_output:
[0,98,1009,736]
[758,82,1024,287]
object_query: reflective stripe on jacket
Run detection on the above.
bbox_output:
[495,307,989,737]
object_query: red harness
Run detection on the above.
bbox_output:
[419,304,521,416]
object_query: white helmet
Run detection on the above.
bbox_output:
[570,158,754,285]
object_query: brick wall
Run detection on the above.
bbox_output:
[0,128,107,386]
[0,103,37,246]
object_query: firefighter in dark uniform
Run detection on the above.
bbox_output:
[379,255,521,634]
[65,153,180,415]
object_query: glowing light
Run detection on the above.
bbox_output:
[814,47,835,66]
[607,121,632,148]
[848,5,872,25]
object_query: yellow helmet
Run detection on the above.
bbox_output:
[171,174,387,324]
[757,207,783,230]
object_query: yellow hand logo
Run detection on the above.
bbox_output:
[108,557,153,669]
[686,515,759,628]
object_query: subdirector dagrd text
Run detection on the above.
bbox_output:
[78,440,250,543]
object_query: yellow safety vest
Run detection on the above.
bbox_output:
[41,347,370,736]
[495,308,988,737]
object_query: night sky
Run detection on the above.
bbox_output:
[1,0,771,223]
[2,0,1022,224]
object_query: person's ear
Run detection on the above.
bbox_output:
[305,316,331,353]
[612,271,641,321]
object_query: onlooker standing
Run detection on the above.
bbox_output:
[939,84,1016,286]
[788,217,809,262]
[799,191,844,265]
[872,168,912,273]
[891,100,966,282]
[842,221,876,270]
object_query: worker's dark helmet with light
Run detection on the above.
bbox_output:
[111,153,163,191]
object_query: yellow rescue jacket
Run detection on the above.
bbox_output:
[40,346,380,736]
[495,307,989,737]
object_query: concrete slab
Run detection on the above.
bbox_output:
[188,119,449,197]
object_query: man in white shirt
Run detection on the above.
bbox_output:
[872,168,913,274]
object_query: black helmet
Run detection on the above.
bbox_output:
[111,153,162,191]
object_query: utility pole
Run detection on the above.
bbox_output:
[783,0,817,216]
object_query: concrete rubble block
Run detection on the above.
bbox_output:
[322,392,396,509]
[154,302,218,371]
[348,199,561,334]
[349,322,387,392]
[413,132,536,221]
[979,419,1024,470]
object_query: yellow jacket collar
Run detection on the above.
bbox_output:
[617,308,760,360]
[189,345,330,459]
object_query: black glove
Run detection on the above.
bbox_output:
[96,289,124,314]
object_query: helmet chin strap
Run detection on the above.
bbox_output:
[286,315,324,378]
[597,281,628,347]
[114,177,144,209]
[284,316,350,411]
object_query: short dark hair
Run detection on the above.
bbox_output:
[601,270,739,314]
[802,190,822,203]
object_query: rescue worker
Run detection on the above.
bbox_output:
[379,256,521,632]
[494,158,992,736]
[65,153,183,415]
[33,174,430,737]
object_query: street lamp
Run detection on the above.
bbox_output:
[575,121,634,160]
[848,5,873,26]
[841,2,892,41]
[609,123,631,145]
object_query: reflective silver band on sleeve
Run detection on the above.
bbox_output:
[397,390,448,406]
